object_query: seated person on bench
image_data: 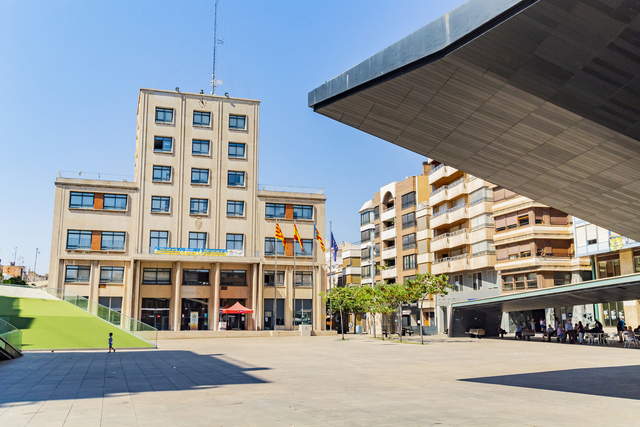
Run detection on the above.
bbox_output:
[515,323,523,339]
[543,326,555,342]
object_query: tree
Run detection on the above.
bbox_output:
[406,273,451,344]
[321,286,358,340]
[379,282,414,343]
[2,276,28,286]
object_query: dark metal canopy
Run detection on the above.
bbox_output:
[309,0,640,242]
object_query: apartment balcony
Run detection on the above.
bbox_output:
[468,225,494,243]
[429,164,459,186]
[416,201,430,218]
[430,229,469,252]
[468,200,493,218]
[381,267,396,279]
[381,206,396,222]
[431,204,469,229]
[446,178,467,200]
[430,186,448,206]
[492,195,536,215]
[493,224,572,245]
[344,266,361,276]
[381,247,396,260]
[417,228,432,241]
[494,255,574,271]
[360,222,375,232]
[431,252,495,275]
[469,251,496,270]
[421,299,436,309]
[381,226,396,241]
[417,252,434,264]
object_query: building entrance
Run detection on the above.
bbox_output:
[181,298,208,330]
[141,298,170,330]
[220,299,248,330]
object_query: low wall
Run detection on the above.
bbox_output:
[0,285,56,300]
[157,330,337,339]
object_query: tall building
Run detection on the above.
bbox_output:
[325,241,361,290]
[49,88,325,332]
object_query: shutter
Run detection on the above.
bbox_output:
[586,224,597,240]
[519,243,531,252]
[576,226,586,247]
[494,188,505,202]
[508,244,519,255]
[506,212,517,226]
[550,208,567,225]
[535,208,543,222]
[495,216,506,228]
[497,248,508,260]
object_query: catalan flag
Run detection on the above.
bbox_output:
[314,224,325,252]
[293,223,304,252]
[275,222,286,252]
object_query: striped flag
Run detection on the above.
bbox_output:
[275,222,286,252]
[293,223,304,252]
[314,224,325,252]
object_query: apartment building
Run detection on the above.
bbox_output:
[574,219,640,327]
[427,161,500,332]
[325,242,361,290]
[49,88,325,332]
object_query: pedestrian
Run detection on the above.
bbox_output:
[617,317,626,343]
[108,332,116,353]
[540,318,546,331]
[530,319,536,332]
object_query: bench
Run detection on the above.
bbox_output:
[466,328,485,339]
[521,329,535,341]
[402,328,414,336]
[382,329,389,338]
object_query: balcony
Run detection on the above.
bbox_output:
[468,225,494,243]
[468,200,492,218]
[429,165,459,186]
[494,255,573,271]
[381,267,396,279]
[430,187,448,206]
[417,252,434,264]
[430,252,495,275]
[344,266,361,276]
[416,228,432,241]
[431,204,469,229]
[493,224,572,244]
[381,206,396,222]
[381,247,396,260]
[381,226,395,241]
[430,229,468,252]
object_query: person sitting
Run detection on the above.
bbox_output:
[544,326,555,342]
[634,325,640,334]
[557,325,565,343]
[515,323,523,340]
[592,321,603,333]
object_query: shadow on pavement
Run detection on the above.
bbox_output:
[460,365,640,400]
[0,350,268,405]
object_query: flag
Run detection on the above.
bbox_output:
[275,222,286,253]
[331,232,338,262]
[293,223,304,253]
[314,224,325,252]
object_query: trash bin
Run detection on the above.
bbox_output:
[356,325,362,334]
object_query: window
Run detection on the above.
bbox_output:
[227,200,244,216]
[192,139,210,155]
[374,206,380,220]
[635,256,640,273]
[265,203,286,218]
[598,259,621,278]
[603,301,626,328]
[374,224,380,238]
[101,232,125,251]
[293,205,313,220]
[362,265,372,278]
[65,265,90,283]
[190,198,208,215]
[453,275,463,292]
[518,214,529,227]
[526,272,537,289]
[470,187,493,205]
[227,171,245,186]
[183,269,210,286]
[220,270,246,286]
[229,114,246,129]
[66,230,92,249]
[502,275,514,291]
[553,272,571,286]
[361,229,373,243]
[143,268,171,285]
[515,275,526,290]
[402,233,416,250]
[149,231,168,251]
[265,238,285,255]
[403,254,416,270]
[361,211,373,225]
[361,247,371,260]
[151,196,170,213]
[153,136,172,152]
[103,194,127,210]
[69,192,94,209]
[402,212,416,229]
[155,107,173,123]
[295,239,313,255]
[191,168,209,184]
[193,111,211,126]
[294,299,313,325]
[228,142,245,158]
[473,272,482,290]
[100,267,124,284]
[98,297,122,317]
[404,275,416,283]
[295,271,312,286]
[374,243,380,257]
[226,234,244,250]
[152,166,171,182]
[189,232,207,249]
[264,270,285,286]
[401,192,416,209]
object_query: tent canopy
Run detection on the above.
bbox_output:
[220,302,253,314]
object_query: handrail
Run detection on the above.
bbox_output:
[417,201,429,210]
[446,177,466,190]
[470,223,494,232]
[0,318,22,353]
[432,228,468,242]
[383,205,395,213]
[470,196,493,207]
[41,288,157,348]
[433,254,469,264]
[429,164,444,175]
[472,250,496,257]
[431,186,446,196]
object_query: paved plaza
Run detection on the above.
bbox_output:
[2,335,640,426]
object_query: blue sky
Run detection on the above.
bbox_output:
[0,0,466,274]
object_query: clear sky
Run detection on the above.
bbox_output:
[0,0,467,274]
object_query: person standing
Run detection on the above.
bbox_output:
[540,318,546,332]
[530,319,536,333]
[617,318,626,343]
[108,332,116,353]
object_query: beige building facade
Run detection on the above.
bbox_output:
[49,89,325,332]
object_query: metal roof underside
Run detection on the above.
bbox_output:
[451,273,640,312]
[309,0,640,242]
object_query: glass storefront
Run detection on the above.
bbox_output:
[599,259,621,278]
[294,299,312,326]
[181,298,208,330]
[220,298,248,330]
[603,301,625,328]
[263,299,284,330]
[141,298,170,331]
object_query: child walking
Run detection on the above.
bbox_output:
[108,332,116,353]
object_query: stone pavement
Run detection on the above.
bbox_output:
[2,334,640,426]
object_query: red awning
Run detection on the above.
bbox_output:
[220,302,254,314]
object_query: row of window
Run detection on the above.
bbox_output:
[152,166,245,187]
[264,237,313,255]
[69,192,127,210]
[67,231,125,251]
[156,107,246,130]
[154,198,244,216]
[265,203,313,220]
[451,273,483,292]
[154,137,246,158]
[149,231,243,251]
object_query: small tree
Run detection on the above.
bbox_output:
[406,273,451,344]
[379,282,414,343]
[321,286,357,340]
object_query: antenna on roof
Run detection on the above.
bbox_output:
[211,0,224,94]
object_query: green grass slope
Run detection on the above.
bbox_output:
[0,296,153,350]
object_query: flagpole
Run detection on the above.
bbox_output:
[293,220,297,331]
[311,222,315,331]
[274,233,278,333]
[329,220,333,332]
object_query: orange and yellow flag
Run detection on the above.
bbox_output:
[314,224,325,252]
[275,222,286,252]
[293,223,304,252]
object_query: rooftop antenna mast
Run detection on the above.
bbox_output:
[211,0,224,94]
